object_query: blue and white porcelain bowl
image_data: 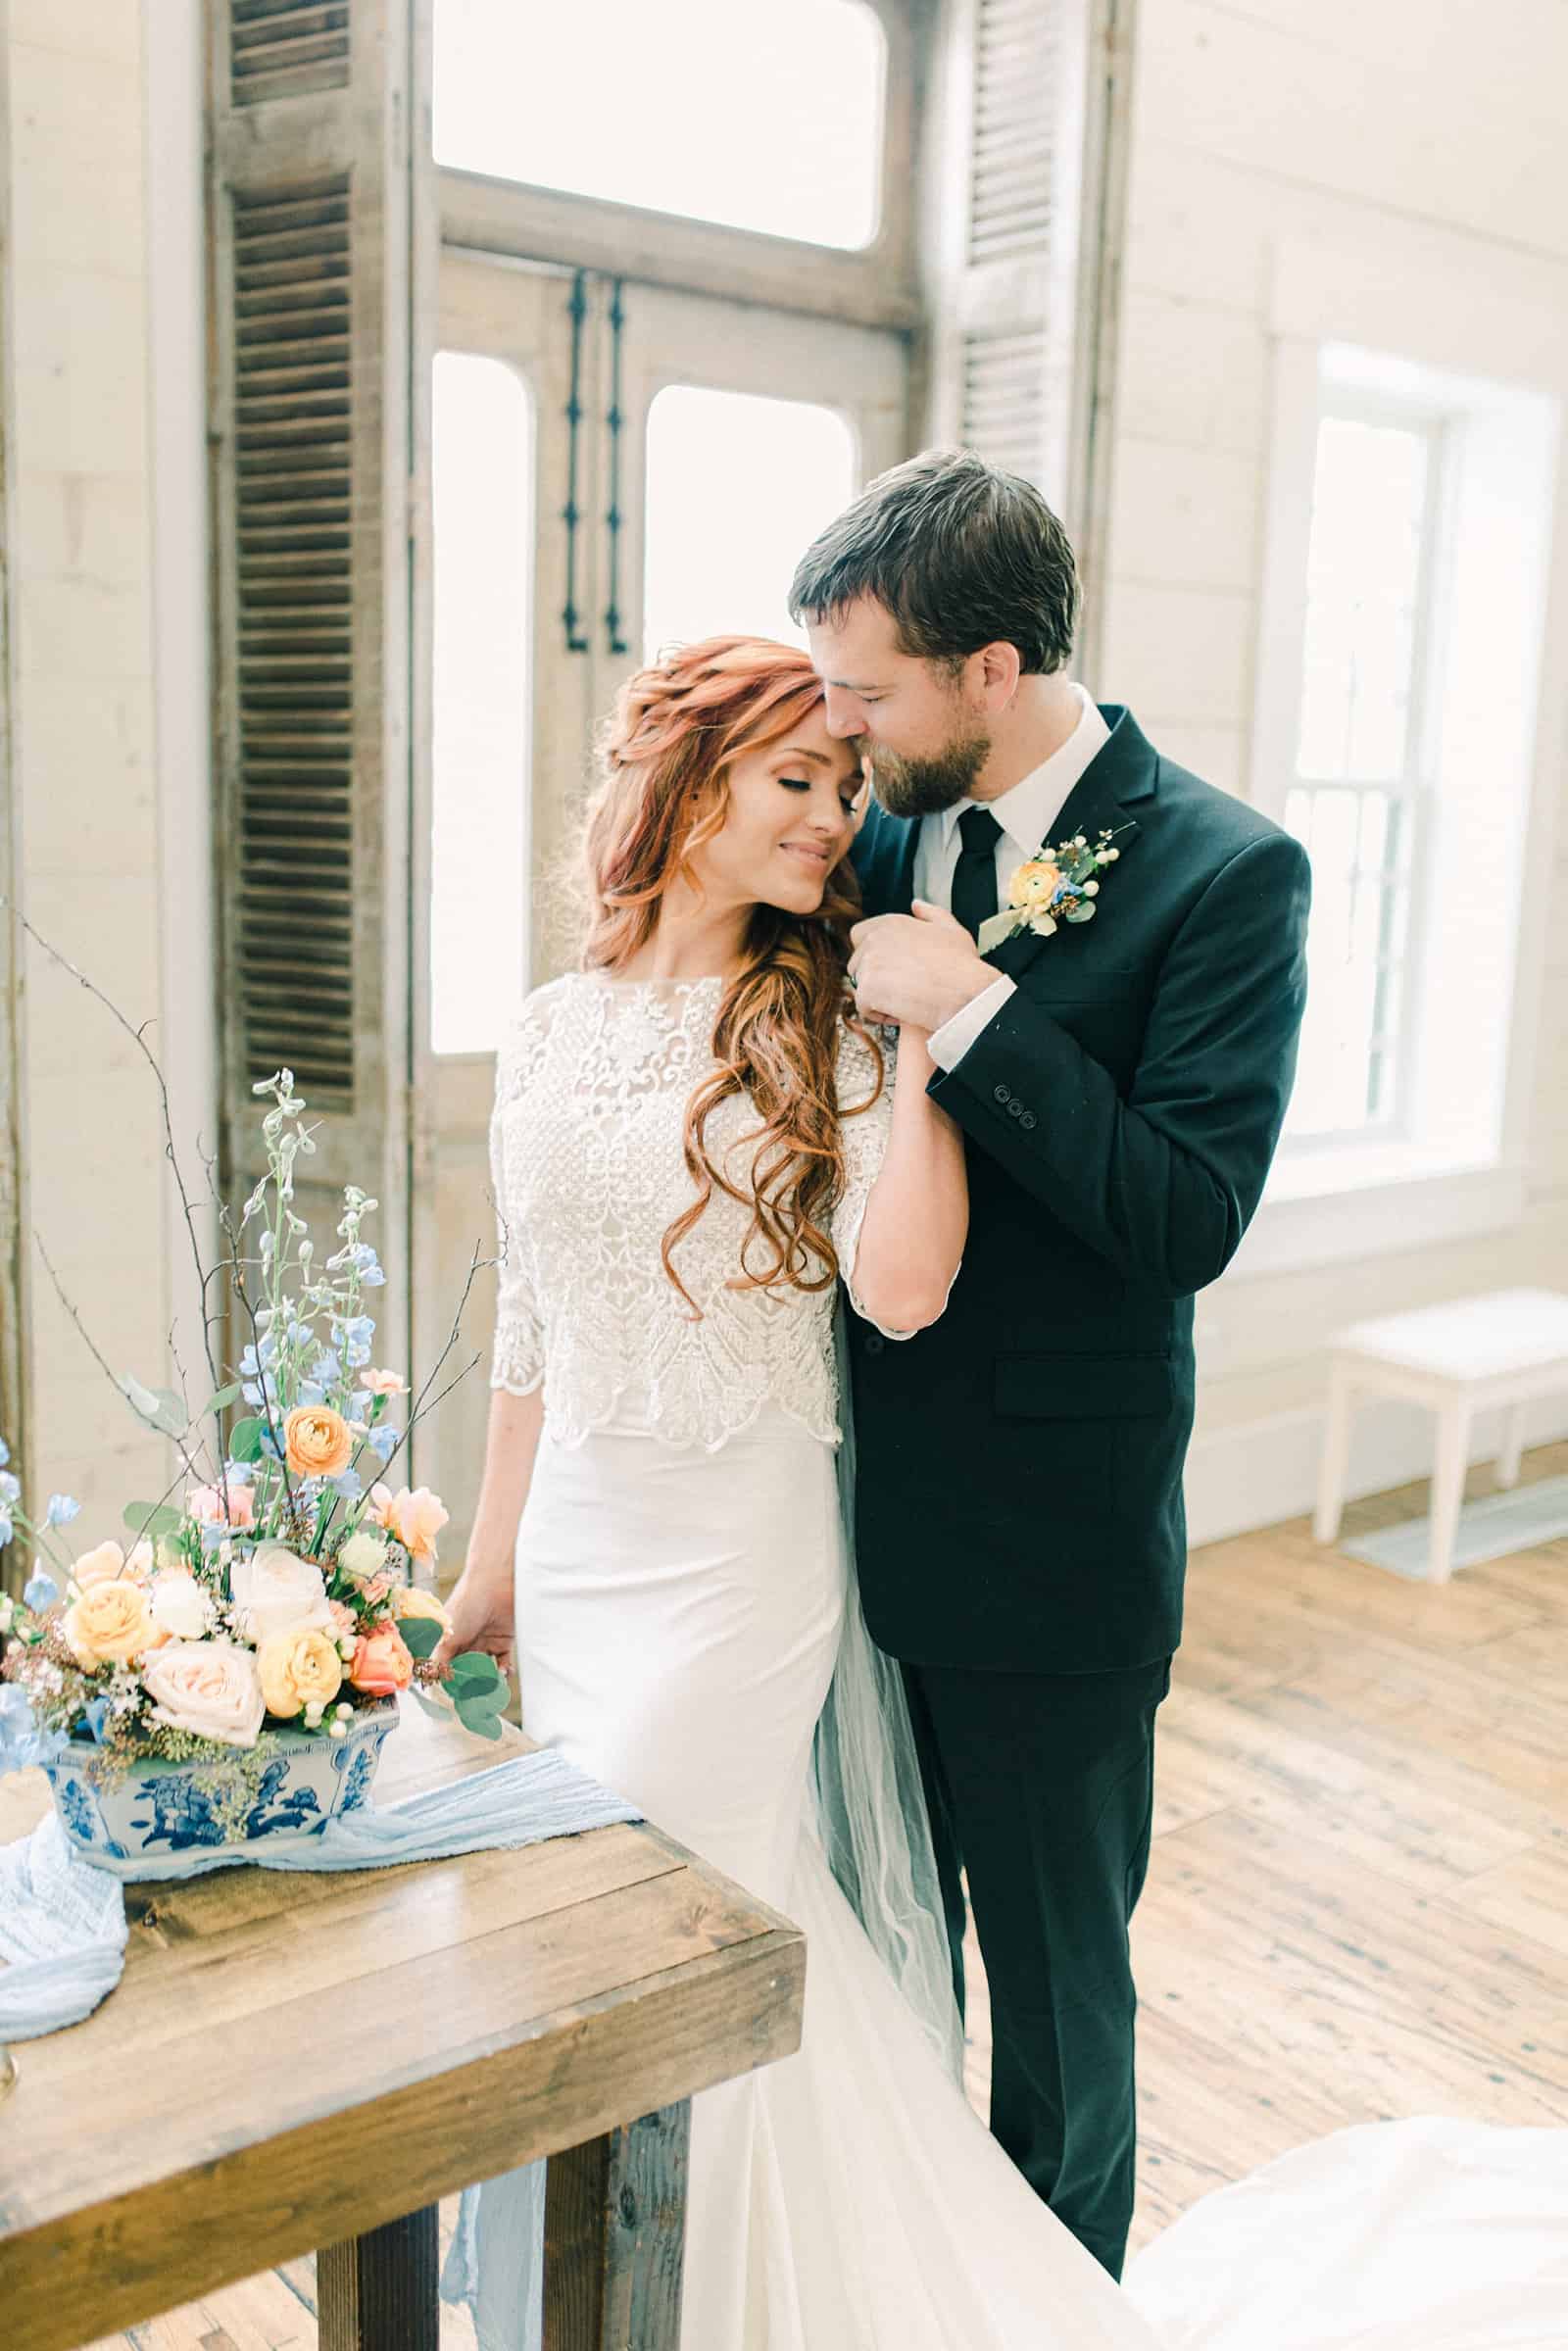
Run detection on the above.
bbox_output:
[42,1700,399,1878]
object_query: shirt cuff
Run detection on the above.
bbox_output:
[927,975,1017,1071]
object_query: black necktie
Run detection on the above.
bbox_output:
[951,805,1003,942]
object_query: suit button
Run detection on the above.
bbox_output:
[1019,1111,1037,1131]
[863,1332,885,1356]
[993,1084,1010,1105]
[1006,1097,1024,1117]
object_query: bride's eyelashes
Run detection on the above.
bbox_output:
[779,775,859,818]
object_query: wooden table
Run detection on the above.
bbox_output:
[0,1703,806,2351]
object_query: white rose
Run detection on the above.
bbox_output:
[140,1640,265,1748]
[149,1571,215,1642]
[337,1529,388,1582]
[228,1545,332,1644]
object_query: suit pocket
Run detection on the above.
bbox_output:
[994,1351,1174,1421]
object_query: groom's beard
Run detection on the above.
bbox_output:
[868,727,992,819]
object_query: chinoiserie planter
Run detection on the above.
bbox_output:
[41,1699,400,1879]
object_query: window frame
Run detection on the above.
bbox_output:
[1233,234,1566,1282]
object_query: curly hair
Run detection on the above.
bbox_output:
[579,635,884,1316]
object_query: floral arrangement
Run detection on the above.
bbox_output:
[977,824,1130,956]
[0,1068,506,1802]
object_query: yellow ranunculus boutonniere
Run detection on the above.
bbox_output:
[978,824,1133,957]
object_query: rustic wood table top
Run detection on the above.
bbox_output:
[0,1703,806,2351]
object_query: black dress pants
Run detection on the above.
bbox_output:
[901,1653,1171,2282]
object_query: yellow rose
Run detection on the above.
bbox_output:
[283,1404,355,1481]
[392,1584,450,1630]
[1008,859,1062,909]
[63,1577,158,1667]
[72,1539,129,1589]
[257,1621,345,1719]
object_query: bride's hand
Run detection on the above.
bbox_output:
[432,1564,515,1681]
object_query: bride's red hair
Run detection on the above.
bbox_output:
[580,635,883,1314]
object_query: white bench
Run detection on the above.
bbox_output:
[1313,1288,1568,1582]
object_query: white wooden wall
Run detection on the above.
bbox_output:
[1102,0,1568,1536]
[5,0,171,1523]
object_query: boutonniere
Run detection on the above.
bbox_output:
[977,824,1134,956]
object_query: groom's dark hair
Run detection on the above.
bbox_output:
[788,447,1079,675]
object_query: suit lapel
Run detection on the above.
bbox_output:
[982,705,1157,985]
[856,801,920,917]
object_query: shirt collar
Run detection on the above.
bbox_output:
[937,684,1110,858]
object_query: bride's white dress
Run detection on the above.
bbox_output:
[479,971,1568,2351]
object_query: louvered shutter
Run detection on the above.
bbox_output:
[209,0,417,1366]
[926,0,1130,666]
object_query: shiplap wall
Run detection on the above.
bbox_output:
[6,0,170,1523]
[1102,0,1568,1535]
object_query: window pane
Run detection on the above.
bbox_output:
[1297,416,1430,784]
[643,386,857,661]
[1283,784,1411,1140]
[434,0,885,251]
[431,353,533,1056]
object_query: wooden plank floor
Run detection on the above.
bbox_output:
[75,1441,1568,2343]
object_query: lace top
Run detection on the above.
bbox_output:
[487,974,897,1450]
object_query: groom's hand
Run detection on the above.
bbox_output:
[849,902,994,1031]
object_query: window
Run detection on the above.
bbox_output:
[643,386,858,661]
[1240,309,1559,1272]
[1283,403,1442,1143]
[433,0,886,251]
[430,352,534,1056]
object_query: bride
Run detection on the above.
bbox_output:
[438,636,1568,2350]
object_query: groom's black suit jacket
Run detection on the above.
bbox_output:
[848,706,1310,1675]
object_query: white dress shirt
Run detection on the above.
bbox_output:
[923,685,1111,1069]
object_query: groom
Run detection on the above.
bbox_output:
[791,450,1310,2279]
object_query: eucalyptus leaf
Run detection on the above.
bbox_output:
[229,1415,267,1464]
[446,1650,499,1689]
[199,1382,243,1418]
[1063,905,1097,924]
[456,1703,505,1741]
[412,1686,452,1726]
[397,1613,443,1662]
[122,1502,181,1542]
[119,1376,189,1439]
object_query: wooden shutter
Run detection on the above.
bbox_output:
[925,0,1132,669]
[209,0,418,1368]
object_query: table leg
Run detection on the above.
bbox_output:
[1428,1398,1473,1583]
[1313,1368,1355,1546]
[1495,1403,1525,1490]
[318,2203,440,2351]
[544,2099,691,2351]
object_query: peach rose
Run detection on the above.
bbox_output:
[392,1585,450,1632]
[359,1368,409,1397]
[348,1622,414,1696]
[363,1483,394,1531]
[186,1480,257,1530]
[384,1487,450,1569]
[63,1577,158,1668]
[141,1641,265,1748]
[72,1539,129,1590]
[1008,858,1062,909]
[282,1404,354,1481]
[258,1622,345,1719]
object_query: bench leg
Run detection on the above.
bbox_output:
[1495,1404,1525,1490]
[318,2203,439,2351]
[1427,1398,1474,1583]
[544,2101,691,2351]
[1314,1369,1355,1546]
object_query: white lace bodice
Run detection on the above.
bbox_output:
[487,974,896,1450]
